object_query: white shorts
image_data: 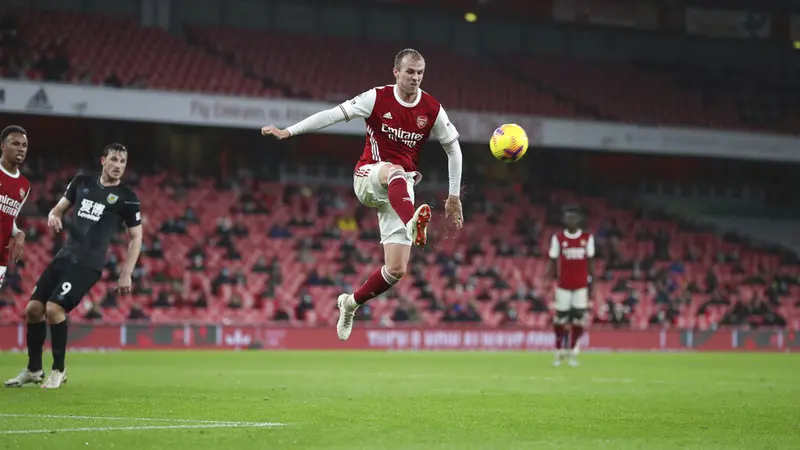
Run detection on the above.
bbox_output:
[0,266,5,287]
[555,287,588,311]
[353,163,419,246]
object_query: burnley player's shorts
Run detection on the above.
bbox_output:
[31,257,102,313]
[353,162,420,246]
[555,287,589,311]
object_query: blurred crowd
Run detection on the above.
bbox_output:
[1,165,795,330]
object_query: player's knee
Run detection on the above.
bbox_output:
[384,264,406,281]
[45,302,66,323]
[378,164,405,186]
[554,310,570,325]
[24,301,45,322]
[570,308,588,325]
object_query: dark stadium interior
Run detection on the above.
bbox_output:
[0,0,798,332]
[1,0,800,447]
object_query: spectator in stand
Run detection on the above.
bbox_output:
[104,72,123,88]
[295,291,314,321]
[4,267,22,294]
[100,288,117,307]
[392,297,419,323]
[705,269,719,294]
[273,301,291,321]
[128,303,149,320]
[337,214,358,232]
[83,301,102,320]
[252,256,269,273]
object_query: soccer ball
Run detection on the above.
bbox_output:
[489,124,529,162]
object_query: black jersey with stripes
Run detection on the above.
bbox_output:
[55,175,141,271]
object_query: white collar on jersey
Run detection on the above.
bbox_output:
[563,229,582,239]
[0,163,20,179]
[393,84,422,108]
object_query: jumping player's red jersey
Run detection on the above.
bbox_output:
[0,165,30,266]
[549,229,595,290]
[339,85,459,174]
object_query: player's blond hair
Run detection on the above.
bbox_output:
[394,48,424,68]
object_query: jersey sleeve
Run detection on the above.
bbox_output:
[17,186,29,215]
[586,235,595,258]
[549,235,560,259]
[338,89,377,122]
[430,106,459,145]
[122,190,142,228]
[64,176,80,203]
[12,187,29,235]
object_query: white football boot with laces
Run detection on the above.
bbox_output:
[336,294,360,341]
[4,369,44,387]
[553,350,565,367]
[568,345,580,367]
[41,368,68,389]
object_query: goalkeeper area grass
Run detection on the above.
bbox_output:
[0,351,797,449]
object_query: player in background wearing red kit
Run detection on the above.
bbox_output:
[546,206,595,367]
[0,126,30,286]
[261,48,464,341]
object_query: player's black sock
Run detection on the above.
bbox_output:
[50,320,68,372]
[26,321,47,372]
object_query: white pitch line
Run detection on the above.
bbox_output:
[219,369,778,387]
[0,423,284,435]
[0,413,264,425]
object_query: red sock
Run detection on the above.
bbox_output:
[354,266,400,304]
[387,175,414,225]
[570,325,584,349]
[554,324,566,350]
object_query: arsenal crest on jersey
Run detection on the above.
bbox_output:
[415,116,428,129]
[19,188,25,199]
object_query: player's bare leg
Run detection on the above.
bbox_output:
[41,302,68,388]
[568,310,586,367]
[552,312,570,367]
[378,164,431,246]
[337,243,409,341]
[4,302,45,387]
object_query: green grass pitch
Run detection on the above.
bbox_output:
[1,351,798,449]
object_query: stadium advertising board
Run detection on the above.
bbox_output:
[1,79,799,162]
[0,324,795,352]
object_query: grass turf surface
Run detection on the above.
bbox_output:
[0,351,797,449]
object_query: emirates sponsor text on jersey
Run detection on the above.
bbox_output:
[380,123,424,147]
[0,194,22,216]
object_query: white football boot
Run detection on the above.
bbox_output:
[336,294,360,341]
[568,345,580,367]
[553,350,565,367]
[41,368,68,389]
[406,204,432,247]
[4,369,44,387]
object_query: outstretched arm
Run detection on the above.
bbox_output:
[545,235,560,280]
[47,197,73,234]
[432,106,463,229]
[262,89,377,139]
[117,193,143,294]
[586,235,596,299]
[442,139,463,229]
[49,177,79,233]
